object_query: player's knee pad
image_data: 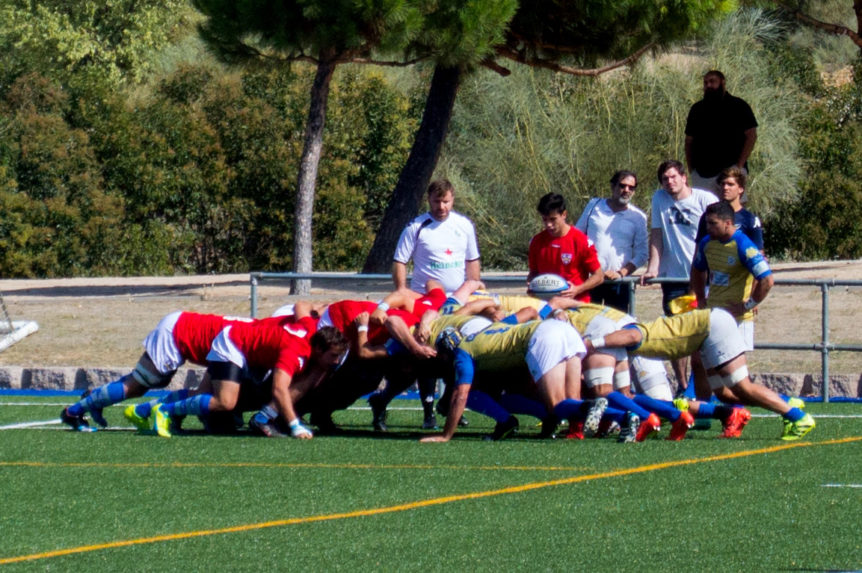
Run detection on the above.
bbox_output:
[707,374,725,390]
[723,365,749,387]
[131,354,175,389]
[612,369,631,391]
[584,367,614,389]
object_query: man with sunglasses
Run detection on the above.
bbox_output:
[575,170,648,313]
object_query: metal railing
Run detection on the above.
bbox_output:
[249,272,862,402]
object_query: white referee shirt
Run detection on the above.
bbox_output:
[393,211,480,294]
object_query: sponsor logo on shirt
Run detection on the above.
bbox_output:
[430,261,465,270]
[710,271,730,287]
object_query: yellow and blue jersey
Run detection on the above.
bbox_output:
[452,321,543,385]
[561,303,630,335]
[626,309,712,360]
[693,229,772,321]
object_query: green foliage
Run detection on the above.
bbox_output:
[768,77,862,259]
[0,73,127,277]
[441,9,805,269]
[193,0,425,63]
[413,0,518,68]
[0,60,416,277]
[506,0,736,62]
[0,0,195,88]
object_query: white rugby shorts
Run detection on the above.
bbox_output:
[526,320,586,381]
[700,309,748,370]
[141,311,186,375]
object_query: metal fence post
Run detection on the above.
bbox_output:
[250,274,259,318]
[821,282,830,403]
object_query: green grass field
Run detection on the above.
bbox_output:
[1,396,861,571]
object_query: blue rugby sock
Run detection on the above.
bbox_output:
[553,399,584,421]
[466,390,511,424]
[161,394,212,417]
[68,379,127,416]
[604,406,626,423]
[137,389,189,418]
[783,407,805,422]
[607,391,651,420]
[253,405,279,425]
[498,394,548,420]
[633,394,680,422]
[694,402,715,418]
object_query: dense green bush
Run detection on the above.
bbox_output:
[0,63,417,277]
[767,71,862,259]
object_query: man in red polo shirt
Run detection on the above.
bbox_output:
[528,192,603,302]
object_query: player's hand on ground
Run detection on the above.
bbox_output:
[420,434,450,443]
[289,419,313,439]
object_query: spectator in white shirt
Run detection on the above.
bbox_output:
[575,170,648,312]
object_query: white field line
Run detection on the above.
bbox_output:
[821,483,862,488]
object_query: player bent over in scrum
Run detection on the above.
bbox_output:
[151,323,346,439]
[584,308,815,440]
[421,319,598,443]
[60,311,253,432]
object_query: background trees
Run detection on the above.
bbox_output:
[0,1,860,277]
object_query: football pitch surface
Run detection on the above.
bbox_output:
[1,396,861,571]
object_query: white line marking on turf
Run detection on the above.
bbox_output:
[821,483,862,488]
[0,419,63,429]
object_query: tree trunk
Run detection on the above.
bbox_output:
[361,64,462,273]
[292,57,337,294]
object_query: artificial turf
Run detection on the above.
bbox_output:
[1,397,860,571]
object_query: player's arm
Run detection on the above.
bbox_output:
[354,312,390,359]
[453,298,497,316]
[547,295,583,312]
[690,240,709,309]
[421,350,473,443]
[731,273,773,316]
[566,266,603,299]
[641,228,663,285]
[690,267,708,310]
[584,326,644,354]
[371,288,420,325]
[271,368,312,439]
[292,300,313,319]
[386,314,436,359]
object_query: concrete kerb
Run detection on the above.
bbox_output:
[0,367,205,392]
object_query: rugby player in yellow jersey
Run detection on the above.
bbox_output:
[471,292,691,440]
[583,308,816,440]
[691,201,772,351]
[421,318,591,443]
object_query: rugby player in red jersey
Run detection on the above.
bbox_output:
[60,311,254,432]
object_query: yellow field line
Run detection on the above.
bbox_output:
[0,461,585,472]
[2,436,859,566]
